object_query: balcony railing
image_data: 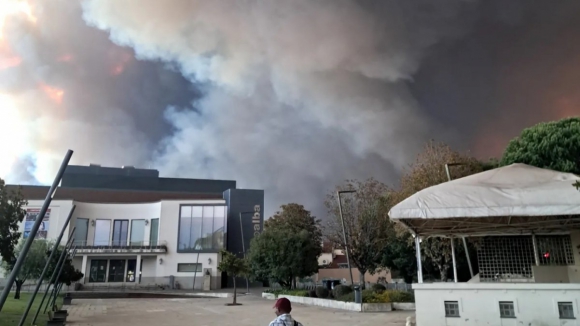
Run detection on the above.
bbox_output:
[73,240,168,254]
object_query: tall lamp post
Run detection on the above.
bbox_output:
[337,190,356,286]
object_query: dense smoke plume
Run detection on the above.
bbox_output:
[2,0,580,216]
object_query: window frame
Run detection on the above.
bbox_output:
[107,259,126,283]
[498,301,516,319]
[444,301,460,318]
[177,263,203,273]
[558,302,575,320]
[177,204,227,253]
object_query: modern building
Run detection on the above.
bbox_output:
[2,164,264,290]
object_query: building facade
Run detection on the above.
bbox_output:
[2,165,264,290]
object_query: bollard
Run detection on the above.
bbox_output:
[353,285,361,304]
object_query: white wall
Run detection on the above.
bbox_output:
[414,283,580,326]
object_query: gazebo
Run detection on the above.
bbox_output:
[389,164,580,325]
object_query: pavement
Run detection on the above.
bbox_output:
[64,294,415,325]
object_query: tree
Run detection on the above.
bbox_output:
[380,227,417,283]
[46,247,84,286]
[391,141,483,281]
[0,180,27,271]
[500,117,580,174]
[247,229,319,289]
[217,249,249,305]
[324,178,391,287]
[1,240,50,299]
[265,203,323,248]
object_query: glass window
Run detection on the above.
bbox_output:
[108,259,125,282]
[178,205,227,252]
[558,302,575,319]
[177,263,202,273]
[150,218,159,246]
[112,220,129,246]
[74,218,89,246]
[213,207,225,249]
[499,301,515,318]
[89,260,107,282]
[130,220,145,245]
[180,206,192,218]
[126,259,136,282]
[444,301,460,318]
[94,220,111,246]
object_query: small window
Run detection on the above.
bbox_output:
[558,302,575,319]
[337,263,349,269]
[499,301,515,318]
[444,301,460,318]
[177,263,202,273]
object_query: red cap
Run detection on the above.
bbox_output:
[273,297,292,312]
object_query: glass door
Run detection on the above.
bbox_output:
[94,220,111,246]
[130,220,145,246]
[74,218,89,246]
[150,218,159,246]
[112,220,129,246]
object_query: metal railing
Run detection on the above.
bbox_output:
[73,240,168,250]
[268,280,414,292]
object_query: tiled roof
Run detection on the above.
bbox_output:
[5,185,223,204]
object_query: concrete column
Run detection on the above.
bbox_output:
[136,255,142,284]
[80,255,88,284]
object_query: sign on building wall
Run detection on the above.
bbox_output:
[253,204,262,236]
[23,208,51,239]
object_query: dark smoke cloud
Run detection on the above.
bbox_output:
[2,0,580,218]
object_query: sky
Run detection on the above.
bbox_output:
[1,0,579,218]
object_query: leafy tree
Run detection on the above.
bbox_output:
[247,229,319,289]
[380,228,417,283]
[324,178,391,288]
[500,117,580,174]
[217,249,249,305]
[390,141,483,281]
[1,240,50,299]
[0,180,27,270]
[265,203,323,248]
[46,247,84,286]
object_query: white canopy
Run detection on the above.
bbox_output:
[389,164,580,236]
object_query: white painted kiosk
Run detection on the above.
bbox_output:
[389,164,580,326]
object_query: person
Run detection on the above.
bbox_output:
[269,297,303,326]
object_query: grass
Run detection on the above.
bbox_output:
[1,293,50,326]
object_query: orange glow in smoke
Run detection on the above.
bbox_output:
[57,54,73,62]
[0,0,37,39]
[39,83,64,104]
[0,54,21,69]
[110,52,132,76]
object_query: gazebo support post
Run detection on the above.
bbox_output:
[532,233,540,266]
[415,235,423,283]
[451,237,458,282]
[462,237,474,278]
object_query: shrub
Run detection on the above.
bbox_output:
[371,283,386,292]
[333,284,353,298]
[263,289,309,298]
[308,290,317,298]
[315,286,330,298]
[336,289,415,303]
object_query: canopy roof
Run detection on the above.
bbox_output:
[389,164,580,236]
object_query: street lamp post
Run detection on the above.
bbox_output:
[337,190,356,286]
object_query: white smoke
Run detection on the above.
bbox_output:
[80,0,475,215]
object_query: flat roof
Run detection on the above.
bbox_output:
[6,185,223,204]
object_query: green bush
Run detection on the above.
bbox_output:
[332,284,353,298]
[315,286,330,299]
[263,289,309,297]
[336,289,415,303]
[371,283,386,292]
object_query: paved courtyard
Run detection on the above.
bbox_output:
[65,295,415,325]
